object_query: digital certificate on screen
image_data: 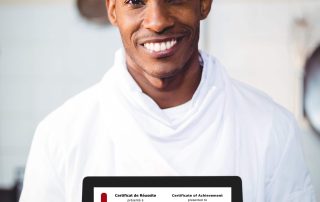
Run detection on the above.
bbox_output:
[94,187,232,202]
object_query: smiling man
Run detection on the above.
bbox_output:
[111,0,207,109]
[20,0,316,202]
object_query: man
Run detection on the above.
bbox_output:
[20,0,316,201]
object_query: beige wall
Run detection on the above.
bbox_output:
[0,0,70,4]
[0,0,319,5]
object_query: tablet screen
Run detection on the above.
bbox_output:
[82,177,242,202]
[94,187,232,202]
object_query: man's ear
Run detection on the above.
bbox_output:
[106,0,117,26]
[200,0,213,20]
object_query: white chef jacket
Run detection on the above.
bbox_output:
[20,49,316,202]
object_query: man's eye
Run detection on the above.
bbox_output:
[124,0,145,6]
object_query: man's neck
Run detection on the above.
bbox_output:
[127,52,203,109]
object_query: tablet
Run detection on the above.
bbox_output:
[82,176,243,202]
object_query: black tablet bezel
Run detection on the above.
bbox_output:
[82,176,242,202]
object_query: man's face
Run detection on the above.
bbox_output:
[107,0,212,80]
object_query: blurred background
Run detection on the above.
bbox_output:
[0,0,319,201]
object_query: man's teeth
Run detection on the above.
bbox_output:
[143,40,177,52]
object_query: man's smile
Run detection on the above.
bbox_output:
[143,39,177,53]
[139,35,185,59]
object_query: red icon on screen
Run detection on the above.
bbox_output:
[101,193,107,202]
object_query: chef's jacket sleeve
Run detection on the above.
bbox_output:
[19,121,65,202]
[266,117,317,202]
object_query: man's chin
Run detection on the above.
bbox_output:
[143,66,183,80]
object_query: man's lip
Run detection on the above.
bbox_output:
[138,35,184,45]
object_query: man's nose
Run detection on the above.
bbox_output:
[142,3,174,33]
